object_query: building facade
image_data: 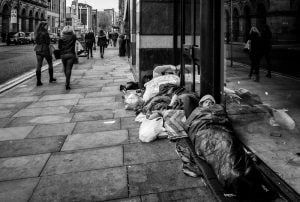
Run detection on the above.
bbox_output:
[0,0,48,42]
[46,0,66,34]
[224,0,300,43]
[92,9,97,33]
[78,2,92,32]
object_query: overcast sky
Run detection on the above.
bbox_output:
[66,0,119,12]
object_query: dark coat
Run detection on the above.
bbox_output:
[97,34,107,47]
[34,31,51,55]
[85,32,95,47]
[248,32,263,58]
[58,33,77,55]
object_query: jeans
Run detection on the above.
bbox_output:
[61,53,75,86]
[36,53,53,72]
[86,45,93,58]
[99,45,105,56]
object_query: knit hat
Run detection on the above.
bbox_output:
[199,95,216,105]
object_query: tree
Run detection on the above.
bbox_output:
[98,11,112,31]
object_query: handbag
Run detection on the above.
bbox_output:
[53,49,61,59]
[243,40,250,52]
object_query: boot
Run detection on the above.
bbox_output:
[36,71,43,86]
[254,75,260,82]
[49,68,56,83]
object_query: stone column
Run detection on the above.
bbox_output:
[137,0,176,85]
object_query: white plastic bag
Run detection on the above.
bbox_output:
[272,109,295,130]
[139,117,165,142]
[143,75,180,102]
[124,92,143,110]
[153,65,177,78]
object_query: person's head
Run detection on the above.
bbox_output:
[35,21,48,36]
[89,28,93,33]
[199,95,216,107]
[250,26,260,36]
[62,25,74,36]
[99,30,104,35]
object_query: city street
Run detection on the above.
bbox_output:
[0,43,58,85]
[0,48,217,201]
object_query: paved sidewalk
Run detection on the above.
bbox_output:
[0,48,216,201]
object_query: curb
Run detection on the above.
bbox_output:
[0,60,62,94]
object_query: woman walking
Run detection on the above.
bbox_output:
[34,21,56,86]
[97,30,107,58]
[59,26,77,90]
[248,26,263,82]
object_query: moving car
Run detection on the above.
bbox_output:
[25,32,35,43]
[6,32,30,45]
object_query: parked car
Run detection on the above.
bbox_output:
[25,32,35,43]
[6,32,30,45]
[49,33,58,43]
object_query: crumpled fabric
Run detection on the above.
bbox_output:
[185,104,261,195]
[162,110,187,140]
[142,95,171,115]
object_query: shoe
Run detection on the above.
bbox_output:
[49,78,57,83]
[36,71,43,86]
[36,81,43,86]
[66,85,71,90]
[91,55,93,58]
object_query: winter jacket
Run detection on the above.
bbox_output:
[85,32,95,47]
[58,33,76,55]
[34,31,51,55]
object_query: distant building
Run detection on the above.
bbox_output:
[46,0,67,34]
[0,0,48,42]
[92,9,98,33]
[78,2,92,32]
[224,0,300,43]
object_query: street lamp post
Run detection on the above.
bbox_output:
[230,0,233,67]
[17,0,20,32]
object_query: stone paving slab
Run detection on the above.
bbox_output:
[0,126,34,141]
[73,119,121,134]
[42,146,123,176]
[106,197,141,202]
[71,102,124,113]
[0,117,15,128]
[13,106,71,117]
[0,110,15,118]
[78,97,116,105]
[114,109,136,118]
[128,160,204,197]
[30,167,128,202]
[0,136,65,158]
[0,154,50,181]
[124,140,178,165]
[101,86,120,92]
[140,187,217,202]
[85,91,121,98]
[0,178,40,202]
[0,96,39,104]
[62,130,128,151]
[7,114,74,127]
[39,94,84,101]
[72,110,114,122]
[0,102,31,110]
[128,128,140,144]
[27,99,79,108]
[26,123,76,139]
[121,117,140,129]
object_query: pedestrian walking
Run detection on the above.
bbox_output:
[248,26,263,82]
[58,26,77,90]
[85,28,95,59]
[118,34,126,57]
[34,21,56,86]
[261,24,272,78]
[97,30,107,59]
[112,32,119,47]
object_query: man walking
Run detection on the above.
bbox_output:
[85,28,95,59]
